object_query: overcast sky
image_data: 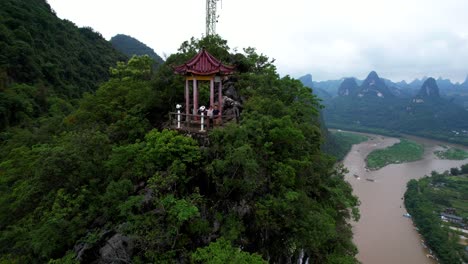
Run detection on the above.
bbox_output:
[47,0,468,83]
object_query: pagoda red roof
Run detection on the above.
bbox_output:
[174,48,235,76]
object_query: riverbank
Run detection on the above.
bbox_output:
[329,130,369,160]
[327,125,468,146]
[366,139,424,170]
[435,147,468,160]
[341,132,468,264]
[405,172,468,263]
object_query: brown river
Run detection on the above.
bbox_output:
[341,133,468,264]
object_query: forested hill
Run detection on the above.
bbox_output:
[0,0,125,130]
[111,34,164,65]
[0,33,360,263]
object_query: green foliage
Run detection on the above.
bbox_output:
[0,34,359,263]
[462,164,468,174]
[324,94,468,146]
[192,238,266,264]
[327,131,368,160]
[404,169,468,264]
[366,139,424,169]
[0,0,125,130]
[110,55,153,80]
[107,129,200,182]
[178,35,231,64]
[48,251,79,264]
[161,195,200,225]
[101,179,134,219]
[435,148,468,160]
[198,43,358,262]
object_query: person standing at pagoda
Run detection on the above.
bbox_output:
[207,105,214,129]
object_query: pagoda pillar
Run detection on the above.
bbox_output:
[210,78,214,107]
[193,78,198,116]
[218,81,223,114]
[185,79,189,116]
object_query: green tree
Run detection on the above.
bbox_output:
[192,238,266,264]
[450,167,460,176]
[461,164,468,174]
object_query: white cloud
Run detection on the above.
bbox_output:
[47,0,468,82]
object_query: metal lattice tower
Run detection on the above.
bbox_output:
[206,0,219,36]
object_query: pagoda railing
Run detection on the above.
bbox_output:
[168,112,238,133]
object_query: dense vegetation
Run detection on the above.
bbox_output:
[110,34,164,65]
[0,0,126,131]
[327,131,368,161]
[366,139,424,170]
[435,147,468,160]
[405,168,468,264]
[0,14,360,261]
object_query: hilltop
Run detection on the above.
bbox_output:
[110,34,164,65]
[415,77,440,99]
[357,71,394,98]
[0,3,359,261]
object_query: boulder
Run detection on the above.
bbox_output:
[98,234,134,264]
[223,81,240,102]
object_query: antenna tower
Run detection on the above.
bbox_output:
[206,0,220,36]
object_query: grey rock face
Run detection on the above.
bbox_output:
[98,234,134,264]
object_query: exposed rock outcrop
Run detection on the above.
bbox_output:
[98,234,134,264]
[74,231,133,264]
[221,78,242,122]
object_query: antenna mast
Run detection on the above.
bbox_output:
[206,0,219,36]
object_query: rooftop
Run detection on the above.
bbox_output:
[440,213,463,221]
[173,48,235,76]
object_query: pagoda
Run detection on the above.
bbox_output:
[174,48,235,118]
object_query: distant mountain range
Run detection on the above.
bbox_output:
[307,71,468,145]
[110,34,164,65]
[300,72,468,110]
[300,73,468,99]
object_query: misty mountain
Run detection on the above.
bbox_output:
[436,77,455,91]
[299,71,468,102]
[298,73,313,87]
[408,77,428,89]
[324,74,468,145]
[357,71,394,98]
[110,34,164,65]
[381,79,415,98]
[313,87,332,101]
[298,74,348,97]
[462,75,468,88]
[298,74,333,100]
[337,78,359,96]
[415,77,440,99]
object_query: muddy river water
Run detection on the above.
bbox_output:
[341,133,468,264]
